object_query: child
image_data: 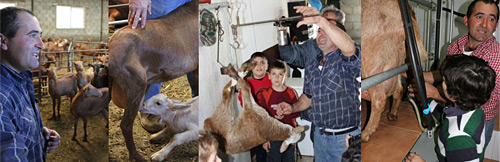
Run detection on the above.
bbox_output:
[238,52,272,105]
[199,131,221,162]
[256,60,300,162]
[406,54,496,162]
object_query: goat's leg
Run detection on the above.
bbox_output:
[72,117,78,141]
[151,128,198,161]
[102,109,109,128]
[83,117,88,142]
[120,70,147,162]
[51,97,56,120]
[204,81,235,134]
[361,85,387,142]
[57,98,61,120]
[388,77,403,121]
[149,127,169,143]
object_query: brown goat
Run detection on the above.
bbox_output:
[70,83,110,142]
[73,61,95,89]
[107,0,198,161]
[203,65,305,154]
[47,67,78,120]
[361,0,428,142]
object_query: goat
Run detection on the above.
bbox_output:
[361,0,427,142]
[204,64,305,154]
[89,63,109,88]
[47,67,78,120]
[107,0,198,161]
[73,61,95,89]
[139,94,198,161]
[70,83,110,142]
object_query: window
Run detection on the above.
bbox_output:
[56,6,84,29]
[0,3,16,9]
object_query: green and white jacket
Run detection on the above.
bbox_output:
[435,106,485,162]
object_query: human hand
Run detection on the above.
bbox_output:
[43,127,60,153]
[405,152,426,162]
[293,6,321,28]
[262,141,271,152]
[345,134,351,149]
[277,102,293,115]
[128,0,151,29]
[408,82,438,99]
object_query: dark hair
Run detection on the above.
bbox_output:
[269,60,288,75]
[342,134,361,162]
[440,54,496,111]
[243,52,268,79]
[467,0,499,22]
[199,131,219,162]
[250,52,267,62]
[0,7,34,39]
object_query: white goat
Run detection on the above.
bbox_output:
[140,94,198,161]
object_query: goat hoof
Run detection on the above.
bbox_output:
[387,114,398,121]
[71,138,78,142]
[361,133,370,142]
[83,138,88,142]
[151,152,164,162]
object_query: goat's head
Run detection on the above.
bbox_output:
[140,94,190,115]
[47,67,62,80]
[74,61,85,72]
[81,83,103,98]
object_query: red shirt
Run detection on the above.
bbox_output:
[238,73,272,106]
[256,87,300,127]
[447,34,500,121]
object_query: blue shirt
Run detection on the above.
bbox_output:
[1,63,46,162]
[148,0,192,20]
[279,40,361,129]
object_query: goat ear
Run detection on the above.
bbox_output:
[169,102,191,111]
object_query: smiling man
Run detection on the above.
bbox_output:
[0,7,60,162]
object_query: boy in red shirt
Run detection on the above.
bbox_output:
[256,60,300,162]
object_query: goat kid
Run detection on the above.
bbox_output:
[140,94,198,161]
[47,67,78,120]
[204,64,305,154]
[70,83,110,142]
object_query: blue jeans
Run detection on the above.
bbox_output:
[484,117,496,149]
[267,141,295,162]
[145,83,161,101]
[313,126,361,162]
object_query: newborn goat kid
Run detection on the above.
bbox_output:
[140,94,198,161]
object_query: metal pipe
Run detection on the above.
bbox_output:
[41,49,108,54]
[400,0,433,135]
[431,0,442,70]
[109,4,128,8]
[448,0,454,44]
[361,64,409,91]
[109,19,129,25]
[232,13,322,28]
[72,41,108,44]
[199,2,230,10]
[410,0,433,8]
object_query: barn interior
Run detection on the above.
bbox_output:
[0,0,109,161]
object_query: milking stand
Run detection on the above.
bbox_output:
[400,0,439,161]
